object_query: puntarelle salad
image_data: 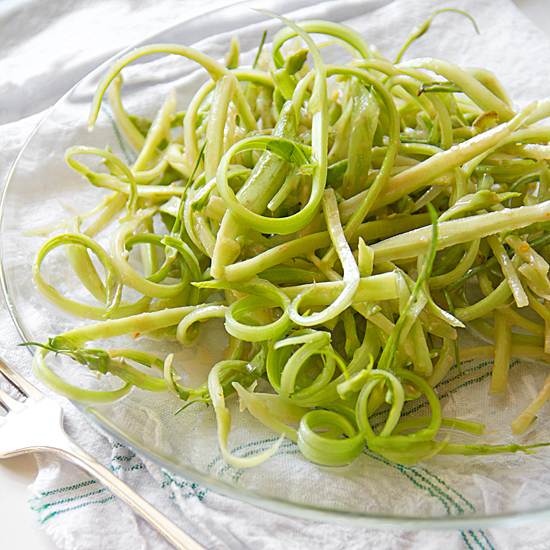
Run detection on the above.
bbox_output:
[26,8,550,468]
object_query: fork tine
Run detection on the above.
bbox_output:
[0,386,26,413]
[0,356,44,402]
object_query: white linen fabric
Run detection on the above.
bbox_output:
[3,1,550,549]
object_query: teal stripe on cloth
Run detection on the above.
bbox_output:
[161,471,208,501]
[30,487,108,514]
[370,358,520,427]
[29,444,144,526]
[29,479,98,500]
[39,494,117,524]
[204,435,496,550]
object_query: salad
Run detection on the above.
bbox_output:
[28,9,550,468]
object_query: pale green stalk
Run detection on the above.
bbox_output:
[511,371,550,434]
[133,90,176,172]
[107,75,146,151]
[489,309,512,395]
[204,75,238,182]
[33,349,132,403]
[399,57,515,121]
[429,239,480,290]
[288,189,360,327]
[339,122,511,217]
[88,44,257,134]
[371,200,550,263]
[487,234,529,308]
[208,360,283,468]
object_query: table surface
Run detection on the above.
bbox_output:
[0,1,548,549]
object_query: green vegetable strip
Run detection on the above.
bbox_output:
[65,146,139,214]
[233,382,307,442]
[204,75,238,182]
[394,9,479,64]
[133,90,176,172]
[427,339,455,387]
[182,68,273,170]
[455,280,512,321]
[355,370,406,437]
[397,276,433,377]
[211,102,297,278]
[58,304,213,345]
[429,239,480,289]
[224,213,430,282]
[71,176,187,199]
[322,64,401,265]
[271,20,374,65]
[288,189,360,326]
[268,323,379,408]
[339,122,511,217]
[82,192,127,238]
[64,218,109,304]
[277,331,334,396]
[375,205,438,376]
[499,306,544,338]
[489,309,513,394]
[33,349,132,403]
[33,233,147,320]
[511,371,550,435]
[107,75,146,151]
[400,58,515,121]
[225,292,291,342]
[88,44,258,134]
[110,208,189,299]
[176,305,227,345]
[208,360,283,468]
[273,10,329,225]
[372,200,550,263]
[487,234,529,308]
[297,410,365,466]
[526,288,550,354]
[215,135,312,235]
[342,79,379,199]
[437,442,550,457]
[281,273,399,304]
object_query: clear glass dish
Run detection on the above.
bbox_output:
[2,0,550,530]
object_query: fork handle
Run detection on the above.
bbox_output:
[51,440,208,550]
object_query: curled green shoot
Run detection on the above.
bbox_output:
[395,9,479,64]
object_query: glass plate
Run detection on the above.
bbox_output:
[3,0,550,530]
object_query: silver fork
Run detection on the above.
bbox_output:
[0,355,207,550]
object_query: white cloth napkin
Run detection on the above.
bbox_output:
[3,1,550,549]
